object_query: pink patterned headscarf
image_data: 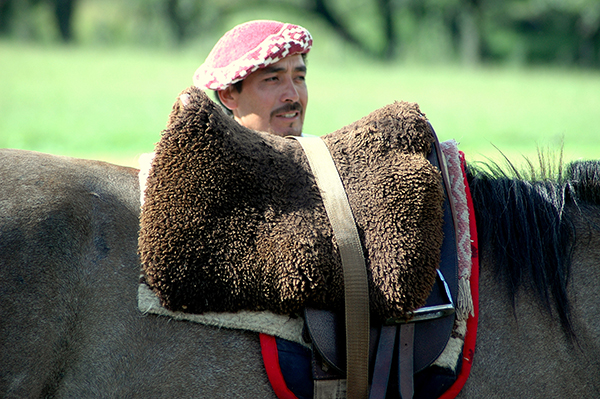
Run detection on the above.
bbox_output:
[193,20,313,91]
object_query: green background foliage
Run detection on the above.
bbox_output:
[1,0,599,168]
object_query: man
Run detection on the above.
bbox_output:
[192,20,312,137]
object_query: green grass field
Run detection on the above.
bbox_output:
[2,40,600,168]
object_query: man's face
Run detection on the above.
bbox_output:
[218,54,308,137]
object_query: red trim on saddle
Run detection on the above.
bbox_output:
[439,151,479,399]
[260,333,300,399]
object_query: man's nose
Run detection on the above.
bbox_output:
[281,76,300,102]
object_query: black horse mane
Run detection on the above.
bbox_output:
[466,155,600,337]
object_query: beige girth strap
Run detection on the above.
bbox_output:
[292,136,370,399]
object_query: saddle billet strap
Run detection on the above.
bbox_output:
[367,324,415,399]
[292,136,370,399]
[369,325,397,399]
[399,323,415,399]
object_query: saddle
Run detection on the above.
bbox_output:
[302,126,459,399]
[139,89,461,397]
[139,87,445,321]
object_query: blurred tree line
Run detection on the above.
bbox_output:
[1,0,599,68]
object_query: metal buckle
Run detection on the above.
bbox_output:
[385,269,455,325]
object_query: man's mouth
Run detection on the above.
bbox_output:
[271,103,303,121]
[279,112,299,119]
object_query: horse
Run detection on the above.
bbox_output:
[0,147,599,398]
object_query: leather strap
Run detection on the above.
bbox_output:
[292,136,370,399]
[399,323,415,399]
[429,124,460,254]
[369,325,398,399]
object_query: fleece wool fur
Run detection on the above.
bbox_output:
[139,87,444,320]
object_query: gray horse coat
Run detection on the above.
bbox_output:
[1,142,600,398]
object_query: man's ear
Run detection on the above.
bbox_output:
[217,88,238,111]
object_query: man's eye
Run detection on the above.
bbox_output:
[265,76,278,82]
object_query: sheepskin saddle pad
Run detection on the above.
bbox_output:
[139,86,445,321]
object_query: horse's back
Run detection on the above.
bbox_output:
[0,149,276,398]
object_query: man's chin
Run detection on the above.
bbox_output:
[269,125,302,137]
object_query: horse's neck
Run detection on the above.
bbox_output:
[459,204,600,398]
[569,205,600,348]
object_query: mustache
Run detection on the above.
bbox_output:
[270,102,303,118]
